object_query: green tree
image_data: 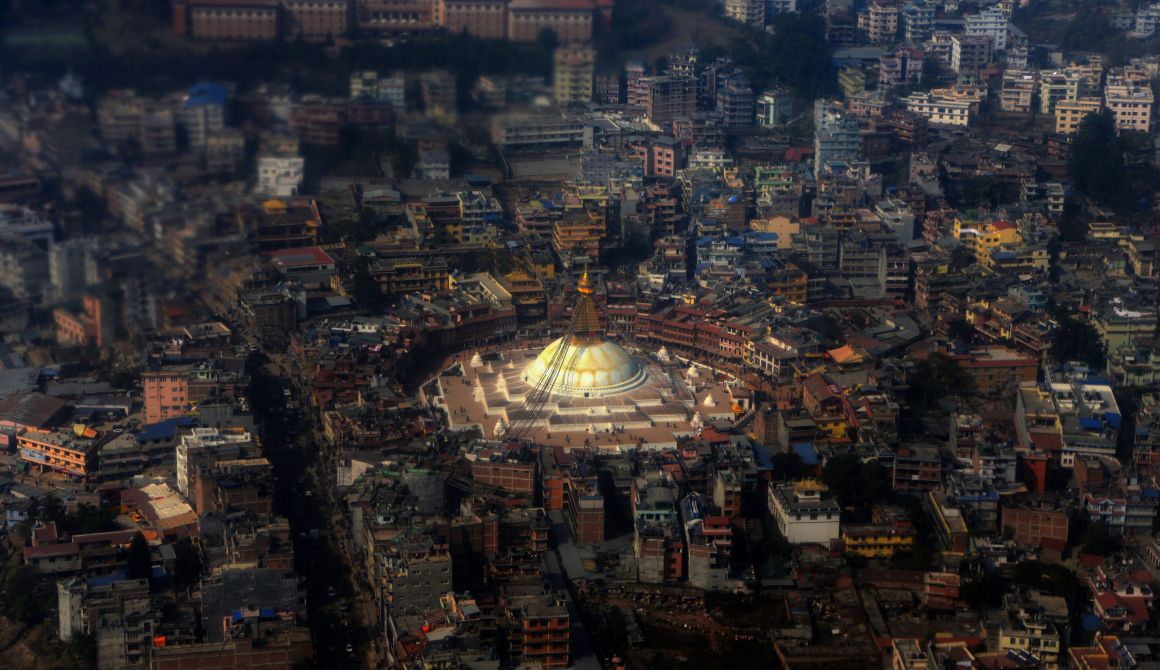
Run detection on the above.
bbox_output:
[1011,560,1080,597]
[1051,316,1105,369]
[172,538,204,588]
[2,566,46,625]
[770,452,806,482]
[349,256,385,312]
[126,531,152,580]
[1082,521,1120,555]
[821,454,891,508]
[907,352,975,411]
[1070,110,1128,209]
[38,494,66,526]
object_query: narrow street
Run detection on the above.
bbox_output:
[248,353,382,669]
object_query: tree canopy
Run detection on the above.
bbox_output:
[126,531,152,581]
[821,454,892,508]
[1069,110,1129,209]
[1051,316,1105,369]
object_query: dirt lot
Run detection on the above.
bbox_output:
[625,6,750,61]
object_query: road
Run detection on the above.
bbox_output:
[248,353,382,669]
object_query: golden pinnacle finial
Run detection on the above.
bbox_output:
[578,265,593,295]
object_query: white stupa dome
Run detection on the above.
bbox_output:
[524,337,648,398]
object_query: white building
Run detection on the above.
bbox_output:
[0,204,54,247]
[725,0,765,27]
[176,427,252,496]
[904,90,973,126]
[1105,84,1154,133]
[179,83,227,149]
[757,88,793,127]
[257,156,305,197]
[965,5,1008,51]
[767,481,841,544]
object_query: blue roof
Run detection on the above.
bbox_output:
[1082,613,1101,632]
[1144,488,1160,499]
[233,609,244,622]
[1106,412,1122,429]
[186,82,227,109]
[752,442,774,470]
[1079,417,1103,431]
[88,569,128,587]
[793,443,820,465]
[260,607,275,618]
[136,416,196,442]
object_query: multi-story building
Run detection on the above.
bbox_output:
[866,0,899,44]
[553,45,594,106]
[492,114,593,151]
[646,74,696,127]
[176,426,254,496]
[904,90,972,126]
[506,0,595,43]
[257,138,305,197]
[184,0,281,40]
[893,639,935,670]
[717,80,755,128]
[893,444,940,491]
[767,480,841,545]
[965,4,1008,51]
[1105,84,1154,133]
[1055,97,1103,135]
[901,0,933,41]
[1038,69,1082,114]
[357,0,437,32]
[0,234,50,304]
[437,0,508,37]
[725,0,764,27]
[841,524,916,558]
[756,88,793,127]
[999,70,1036,113]
[282,0,351,40]
[879,47,924,88]
[501,583,571,669]
[814,102,861,166]
[950,34,991,74]
[1000,503,1069,550]
[17,427,107,479]
[179,82,227,149]
[999,609,1062,668]
[142,363,249,425]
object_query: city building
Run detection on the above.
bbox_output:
[1055,97,1103,135]
[184,0,281,41]
[553,45,595,106]
[506,0,595,43]
[1105,84,1154,133]
[767,480,841,545]
[438,0,508,37]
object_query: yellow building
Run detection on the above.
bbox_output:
[1055,97,1102,135]
[553,45,595,106]
[842,524,917,558]
[953,218,1021,258]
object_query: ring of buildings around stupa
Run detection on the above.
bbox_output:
[424,270,748,450]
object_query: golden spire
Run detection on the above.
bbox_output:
[577,265,593,295]
[572,265,602,339]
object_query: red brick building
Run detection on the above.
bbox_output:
[182,0,281,41]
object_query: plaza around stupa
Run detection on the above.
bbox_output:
[425,271,745,450]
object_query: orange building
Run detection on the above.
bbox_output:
[437,0,507,37]
[283,0,352,40]
[142,365,249,425]
[53,295,114,349]
[17,427,106,479]
[185,0,281,41]
[506,0,594,43]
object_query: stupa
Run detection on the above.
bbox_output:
[426,270,742,451]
